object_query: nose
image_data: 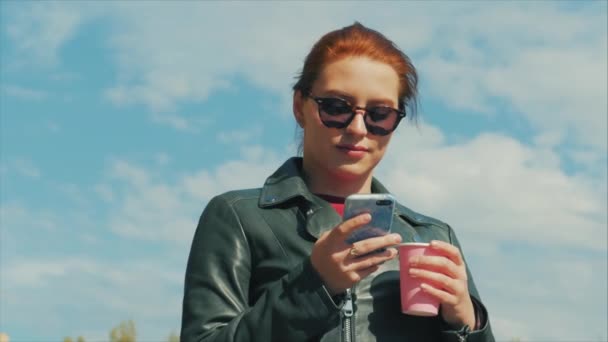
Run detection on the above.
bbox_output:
[344,109,367,136]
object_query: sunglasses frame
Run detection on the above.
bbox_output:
[304,91,406,136]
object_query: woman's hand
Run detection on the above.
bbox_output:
[408,240,476,329]
[310,213,402,295]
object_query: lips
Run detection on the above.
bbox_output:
[337,144,369,152]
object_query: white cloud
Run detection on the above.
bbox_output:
[5,2,605,149]
[150,112,193,131]
[155,152,171,166]
[477,250,607,341]
[4,3,87,67]
[217,125,263,144]
[148,112,211,133]
[109,159,150,187]
[1,84,48,101]
[56,182,90,207]
[5,258,92,287]
[105,146,286,245]
[11,158,41,179]
[2,256,184,340]
[94,183,114,202]
[410,3,607,150]
[377,122,607,340]
[0,202,57,233]
[379,123,607,251]
[47,121,61,132]
[0,147,289,339]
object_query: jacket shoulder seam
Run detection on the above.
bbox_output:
[396,203,450,232]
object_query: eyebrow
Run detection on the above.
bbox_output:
[321,90,396,107]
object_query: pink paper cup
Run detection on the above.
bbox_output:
[398,242,441,316]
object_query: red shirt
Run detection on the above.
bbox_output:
[315,194,345,217]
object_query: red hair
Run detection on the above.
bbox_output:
[293,22,418,119]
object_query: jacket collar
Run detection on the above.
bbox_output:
[259,157,393,207]
[259,157,315,207]
[259,157,414,239]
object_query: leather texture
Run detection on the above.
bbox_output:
[181,157,495,342]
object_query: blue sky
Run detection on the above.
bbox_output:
[1,1,606,341]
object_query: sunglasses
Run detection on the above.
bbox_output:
[304,91,406,136]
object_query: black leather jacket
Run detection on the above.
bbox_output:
[181,157,495,342]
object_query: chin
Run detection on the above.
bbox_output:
[329,163,371,181]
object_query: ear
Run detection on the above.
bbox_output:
[293,90,305,128]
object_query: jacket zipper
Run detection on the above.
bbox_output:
[341,288,355,342]
[456,325,471,342]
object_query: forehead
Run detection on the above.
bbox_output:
[313,57,400,105]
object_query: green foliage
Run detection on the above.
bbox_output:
[63,320,181,342]
[110,320,137,342]
[64,336,85,342]
[167,332,179,342]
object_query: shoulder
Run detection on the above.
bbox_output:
[392,201,458,244]
[395,202,452,232]
[212,188,262,205]
[202,188,262,216]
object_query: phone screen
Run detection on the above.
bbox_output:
[344,194,395,245]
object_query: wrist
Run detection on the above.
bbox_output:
[440,298,476,329]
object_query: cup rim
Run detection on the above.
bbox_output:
[397,242,430,247]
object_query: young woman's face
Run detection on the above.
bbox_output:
[295,56,400,182]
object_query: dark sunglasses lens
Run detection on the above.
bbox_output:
[366,125,392,136]
[318,98,353,128]
[364,107,399,135]
[367,107,393,122]
[320,98,352,116]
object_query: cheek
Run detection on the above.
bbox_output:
[371,136,392,157]
[373,134,391,148]
[304,111,333,139]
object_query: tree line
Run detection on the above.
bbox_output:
[63,321,179,342]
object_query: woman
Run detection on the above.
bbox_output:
[181,22,494,342]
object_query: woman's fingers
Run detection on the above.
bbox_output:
[332,213,372,241]
[343,265,381,284]
[409,267,463,295]
[409,255,462,279]
[347,234,401,257]
[345,247,398,271]
[429,240,464,266]
[419,283,459,306]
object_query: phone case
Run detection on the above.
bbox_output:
[344,194,395,245]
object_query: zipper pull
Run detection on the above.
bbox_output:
[456,325,470,342]
[342,289,353,317]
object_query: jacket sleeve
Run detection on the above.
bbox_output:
[180,195,341,342]
[440,226,495,342]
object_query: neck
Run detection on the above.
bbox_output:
[302,160,373,198]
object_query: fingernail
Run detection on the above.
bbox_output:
[391,234,401,243]
[409,268,418,277]
[409,257,419,266]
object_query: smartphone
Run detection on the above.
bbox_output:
[343,194,396,246]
